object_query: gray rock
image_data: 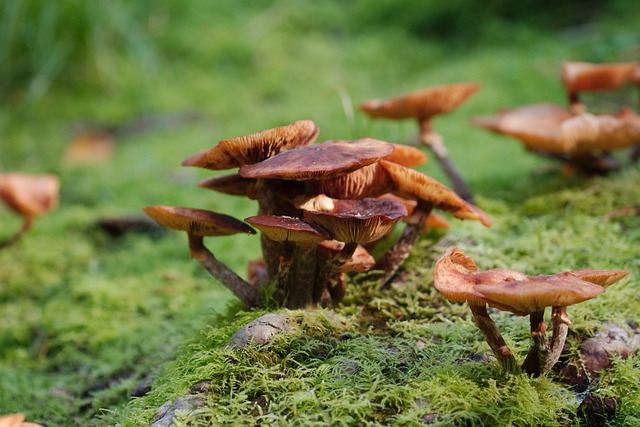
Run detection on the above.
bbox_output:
[226,313,290,349]
[150,394,204,427]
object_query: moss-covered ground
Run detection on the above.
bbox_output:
[1,2,639,426]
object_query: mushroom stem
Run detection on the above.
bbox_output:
[283,244,317,308]
[0,216,33,249]
[521,310,550,376]
[469,303,520,373]
[377,201,433,290]
[419,121,475,203]
[188,234,260,308]
[541,306,570,375]
[314,241,358,306]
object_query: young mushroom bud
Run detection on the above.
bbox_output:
[142,205,260,308]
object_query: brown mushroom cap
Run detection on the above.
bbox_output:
[304,197,407,244]
[244,215,330,244]
[379,160,491,226]
[360,82,480,121]
[143,205,255,236]
[239,138,394,181]
[562,61,639,94]
[0,173,60,217]
[474,272,606,315]
[182,120,319,170]
[198,173,258,199]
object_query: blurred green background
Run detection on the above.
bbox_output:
[1,1,639,425]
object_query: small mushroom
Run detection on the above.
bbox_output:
[198,173,258,199]
[244,215,331,308]
[434,247,630,376]
[182,119,319,170]
[0,413,44,427]
[143,205,260,308]
[0,173,60,248]
[361,82,480,202]
[562,61,639,111]
[472,103,640,175]
[304,196,408,305]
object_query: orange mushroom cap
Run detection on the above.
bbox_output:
[379,160,491,226]
[182,120,319,170]
[562,61,639,94]
[142,206,255,237]
[384,144,428,167]
[360,82,481,121]
[474,272,606,315]
[0,173,60,217]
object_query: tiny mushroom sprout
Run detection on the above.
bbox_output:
[0,173,60,248]
[143,206,260,308]
[472,103,640,175]
[434,247,630,376]
[361,82,480,202]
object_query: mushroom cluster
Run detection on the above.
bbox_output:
[434,247,629,376]
[145,120,491,309]
[472,61,640,175]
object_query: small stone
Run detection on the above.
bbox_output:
[225,313,290,349]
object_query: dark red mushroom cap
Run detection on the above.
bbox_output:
[238,139,394,181]
[304,197,407,244]
[143,205,255,236]
[244,215,330,245]
[198,173,258,199]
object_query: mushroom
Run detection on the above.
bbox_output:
[0,413,44,427]
[376,160,490,288]
[361,82,480,202]
[303,196,408,305]
[142,205,260,308]
[472,103,640,175]
[244,215,331,307]
[561,61,639,112]
[434,247,630,376]
[0,173,60,248]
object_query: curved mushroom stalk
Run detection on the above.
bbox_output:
[469,303,520,373]
[188,234,260,308]
[143,206,260,309]
[376,200,433,290]
[419,123,475,203]
[0,215,33,249]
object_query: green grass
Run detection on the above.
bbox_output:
[1,1,640,426]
